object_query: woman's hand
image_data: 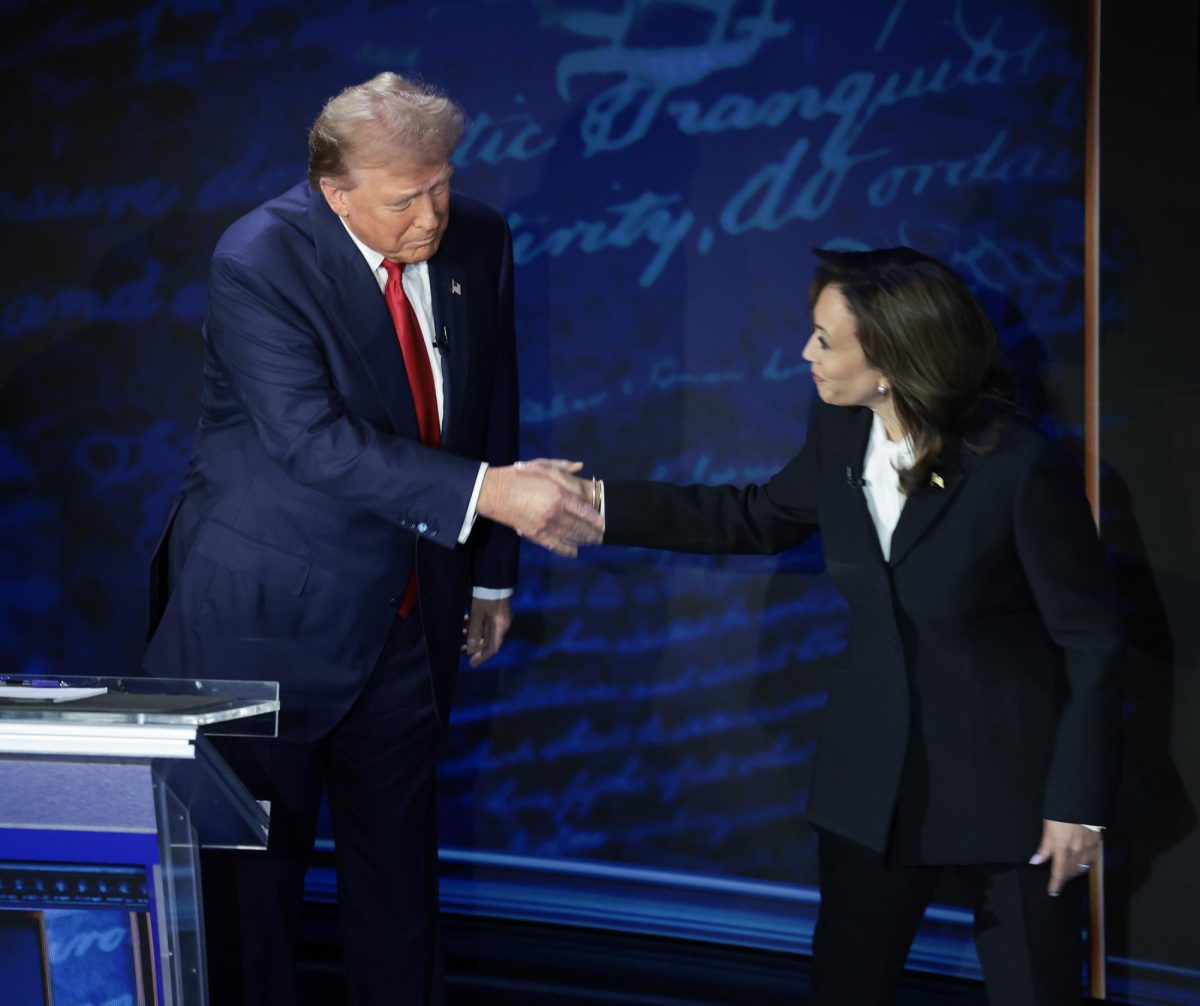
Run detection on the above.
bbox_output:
[1030,819,1102,895]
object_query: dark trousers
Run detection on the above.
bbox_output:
[201,613,444,1006]
[810,830,1085,1006]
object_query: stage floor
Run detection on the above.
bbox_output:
[298,908,997,1005]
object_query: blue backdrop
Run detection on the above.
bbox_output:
[8,0,1172,999]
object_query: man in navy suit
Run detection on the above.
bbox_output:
[144,73,602,1005]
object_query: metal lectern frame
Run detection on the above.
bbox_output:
[0,676,279,1006]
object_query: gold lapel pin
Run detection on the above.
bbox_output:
[930,472,945,489]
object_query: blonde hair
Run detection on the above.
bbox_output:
[307,72,465,189]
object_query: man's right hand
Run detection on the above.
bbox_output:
[478,460,603,557]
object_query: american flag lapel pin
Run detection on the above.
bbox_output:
[451,280,462,296]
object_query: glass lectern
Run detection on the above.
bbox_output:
[0,676,279,1006]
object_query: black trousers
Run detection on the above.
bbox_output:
[201,613,445,1006]
[810,830,1085,1006]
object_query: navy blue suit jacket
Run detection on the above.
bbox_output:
[605,400,1124,865]
[145,183,519,740]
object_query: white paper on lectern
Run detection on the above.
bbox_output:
[0,686,109,703]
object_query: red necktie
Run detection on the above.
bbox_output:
[381,259,440,449]
[380,259,440,616]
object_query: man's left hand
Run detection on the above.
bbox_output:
[462,597,513,667]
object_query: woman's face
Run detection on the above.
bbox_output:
[803,284,888,410]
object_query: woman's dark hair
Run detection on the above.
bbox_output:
[810,246,1012,494]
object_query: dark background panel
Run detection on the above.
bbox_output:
[1098,0,1200,981]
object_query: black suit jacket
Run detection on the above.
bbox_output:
[144,183,519,740]
[605,399,1123,865]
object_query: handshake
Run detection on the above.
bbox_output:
[478,459,601,557]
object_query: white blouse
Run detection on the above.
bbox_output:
[861,412,914,561]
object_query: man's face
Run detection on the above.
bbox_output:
[321,159,452,264]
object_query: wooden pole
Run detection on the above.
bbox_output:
[1083,0,1106,999]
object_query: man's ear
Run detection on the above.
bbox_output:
[319,177,347,217]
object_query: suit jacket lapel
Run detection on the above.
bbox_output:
[889,442,968,567]
[831,408,885,565]
[308,189,420,438]
[429,256,470,449]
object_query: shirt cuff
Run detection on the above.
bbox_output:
[1082,824,1104,832]
[457,463,488,544]
[472,586,514,600]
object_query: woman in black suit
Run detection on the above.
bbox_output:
[559,247,1123,1005]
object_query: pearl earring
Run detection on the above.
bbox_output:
[877,382,889,396]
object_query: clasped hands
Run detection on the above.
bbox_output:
[478,458,599,557]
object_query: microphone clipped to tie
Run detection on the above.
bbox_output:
[846,466,869,488]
